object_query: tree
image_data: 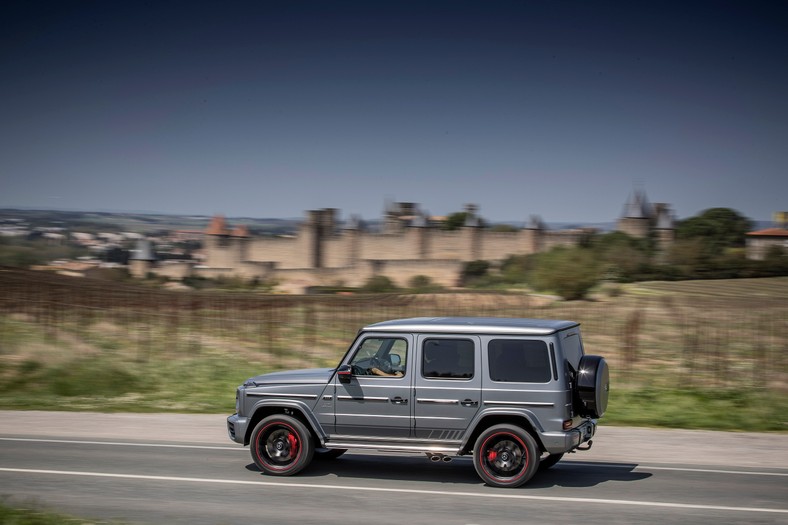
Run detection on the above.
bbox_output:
[588,232,653,281]
[530,247,600,300]
[676,208,752,254]
[460,260,491,286]
[443,212,469,231]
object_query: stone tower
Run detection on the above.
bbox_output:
[617,189,653,238]
[129,239,156,278]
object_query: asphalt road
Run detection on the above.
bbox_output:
[0,412,786,525]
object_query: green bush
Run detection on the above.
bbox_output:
[408,275,442,292]
[362,275,399,293]
[530,246,601,300]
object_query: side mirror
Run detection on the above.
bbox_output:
[389,354,401,367]
[337,364,352,383]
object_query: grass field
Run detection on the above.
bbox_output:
[0,268,786,431]
[0,499,125,525]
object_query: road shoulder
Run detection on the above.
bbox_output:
[1,411,785,469]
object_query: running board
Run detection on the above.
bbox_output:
[323,442,460,454]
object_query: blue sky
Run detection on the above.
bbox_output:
[1,1,786,224]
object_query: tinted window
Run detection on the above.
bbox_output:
[422,338,474,379]
[488,339,551,383]
[349,337,408,377]
[562,332,584,369]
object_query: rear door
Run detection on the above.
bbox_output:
[413,335,482,440]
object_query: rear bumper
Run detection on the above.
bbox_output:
[541,419,596,455]
[226,414,249,445]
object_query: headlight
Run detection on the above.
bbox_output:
[235,390,241,414]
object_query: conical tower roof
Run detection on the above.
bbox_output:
[621,189,652,219]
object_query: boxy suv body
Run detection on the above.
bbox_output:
[227,317,609,487]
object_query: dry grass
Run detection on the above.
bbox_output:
[0,268,786,429]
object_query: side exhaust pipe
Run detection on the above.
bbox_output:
[425,453,453,462]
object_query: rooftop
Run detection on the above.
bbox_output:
[747,228,788,237]
[363,317,579,335]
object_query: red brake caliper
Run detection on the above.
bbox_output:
[287,432,298,455]
[487,449,497,462]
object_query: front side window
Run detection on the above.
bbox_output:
[422,338,474,379]
[488,339,551,383]
[349,337,407,377]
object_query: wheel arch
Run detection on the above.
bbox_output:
[244,400,326,447]
[460,411,546,455]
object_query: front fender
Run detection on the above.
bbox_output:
[245,399,328,447]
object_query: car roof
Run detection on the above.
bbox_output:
[362,317,579,336]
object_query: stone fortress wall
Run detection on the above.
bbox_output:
[135,191,675,293]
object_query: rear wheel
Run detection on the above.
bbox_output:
[473,424,539,487]
[250,415,314,476]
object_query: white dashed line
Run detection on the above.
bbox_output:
[0,467,786,515]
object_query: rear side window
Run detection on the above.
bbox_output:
[422,338,475,379]
[562,332,584,369]
[488,339,551,383]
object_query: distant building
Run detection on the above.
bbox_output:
[616,189,675,251]
[129,239,157,278]
[746,227,788,260]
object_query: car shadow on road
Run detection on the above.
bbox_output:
[245,455,651,488]
[528,461,652,488]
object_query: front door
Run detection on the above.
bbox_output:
[333,333,413,438]
[413,335,482,440]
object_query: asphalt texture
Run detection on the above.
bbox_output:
[0,411,786,524]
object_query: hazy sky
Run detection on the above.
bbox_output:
[1,1,786,224]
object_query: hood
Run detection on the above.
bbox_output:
[244,367,335,387]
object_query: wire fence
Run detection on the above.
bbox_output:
[1,267,786,392]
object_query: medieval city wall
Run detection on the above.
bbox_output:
[479,231,528,260]
[177,194,676,293]
[355,230,423,262]
[246,236,310,269]
[428,229,476,260]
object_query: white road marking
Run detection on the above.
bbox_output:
[0,437,242,451]
[2,437,786,477]
[0,467,786,515]
[559,461,788,477]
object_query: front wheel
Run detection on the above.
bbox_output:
[250,415,314,476]
[473,424,539,487]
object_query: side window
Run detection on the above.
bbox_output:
[488,339,551,383]
[422,338,474,379]
[349,337,407,377]
[562,332,584,369]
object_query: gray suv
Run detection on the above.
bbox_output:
[227,317,609,487]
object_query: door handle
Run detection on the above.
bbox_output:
[460,399,479,407]
[391,397,408,405]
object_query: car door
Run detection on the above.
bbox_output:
[332,333,413,439]
[413,335,482,440]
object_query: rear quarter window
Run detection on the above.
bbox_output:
[488,339,551,383]
[561,331,584,369]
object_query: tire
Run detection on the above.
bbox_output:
[250,415,314,476]
[314,448,347,460]
[576,355,610,418]
[473,424,539,488]
[538,452,564,471]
